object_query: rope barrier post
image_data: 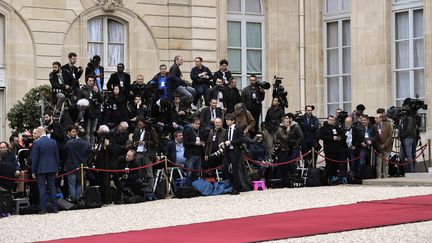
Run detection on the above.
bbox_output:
[80,164,85,196]
[428,139,431,169]
[312,147,315,168]
[164,156,169,198]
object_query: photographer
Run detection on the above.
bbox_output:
[190,57,213,108]
[106,85,128,127]
[248,133,269,180]
[374,113,393,178]
[341,116,362,178]
[204,118,226,170]
[85,55,104,94]
[93,125,122,204]
[168,55,196,106]
[132,117,158,192]
[319,115,344,184]
[206,78,225,110]
[213,59,232,86]
[61,52,83,94]
[356,114,379,179]
[77,75,103,146]
[114,150,143,204]
[200,98,223,131]
[399,109,417,173]
[264,97,285,154]
[299,105,319,168]
[106,63,131,98]
[242,75,265,133]
[129,75,147,102]
[183,117,207,181]
[50,61,73,116]
[223,78,242,114]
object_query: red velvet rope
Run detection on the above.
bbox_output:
[85,159,165,173]
[374,144,428,166]
[244,150,312,166]
[316,152,362,163]
[0,167,80,182]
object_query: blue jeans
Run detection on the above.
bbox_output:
[185,155,202,181]
[192,83,209,106]
[400,138,415,173]
[37,172,57,212]
[67,171,82,200]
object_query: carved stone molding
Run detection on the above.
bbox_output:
[95,0,124,12]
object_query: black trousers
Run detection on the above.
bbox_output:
[223,148,244,192]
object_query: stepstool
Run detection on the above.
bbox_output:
[153,167,184,194]
[252,180,266,191]
[13,198,30,215]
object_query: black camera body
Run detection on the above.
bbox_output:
[272,76,288,108]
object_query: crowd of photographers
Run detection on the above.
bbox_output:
[0,51,425,214]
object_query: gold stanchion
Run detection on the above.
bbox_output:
[164,157,169,198]
[428,139,431,168]
[80,164,85,196]
[312,147,315,168]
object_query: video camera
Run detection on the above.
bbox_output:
[272,76,288,108]
[386,97,428,128]
[257,81,271,90]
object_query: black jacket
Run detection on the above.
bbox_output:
[264,106,285,132]
[287,122,304,148]
[85,64,104,89]
[190,65,213,86]
[61,63,83,90]
[213,70,232,85]
[242,85,265,111]
[64,138,91,172]
[222,86,242,113]
[319,121,344,155]
[77,85,103,119]
[199,106,224,129]
[49,71,73,94]
[183,127,207,158]
[106,72,131,97]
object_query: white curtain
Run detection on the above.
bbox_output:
[414,39,424,67]
[108,19,124,67]
[414,70,425,98]
[396,71,410,99]
[245,0,261,13]
[227,21,241,47]
[327,77,339,103]
[343,76,351,102]
[395,11,409,40]
[87,18,103,63]
[396,41,409,69]
[413,9,423,38]
[228,0,241,12]
[342,0,350,11]
[246,22,262,74]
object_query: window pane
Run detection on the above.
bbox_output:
[328,104,339,116]
[342,20,350,46]
[228,49,241,73]
[395,11,409,40]
[108,44,124,67]
[108,19,124,43]
[413,9,423,38]
[343,103,351,113]
[343,75,351,102]
[327,49,339,75]
[414,69,425,98]
[327,22,338,48]
[228,0,241,12]
[326,0,338,14]
[414,39,424,67]
[245,0,261,13]
[342,0,350,11]
[246,23,262,48]
[396,41,409,69]
[396,71,410,99]
[227,21,241,47]
[87,43,104,62]
[247,50,262,74]
[88,18,103,42]
[343,47,351,74]
[327,77,339,103]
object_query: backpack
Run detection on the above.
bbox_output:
[83,186,103,208]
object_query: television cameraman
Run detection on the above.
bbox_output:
[399,100,418,173]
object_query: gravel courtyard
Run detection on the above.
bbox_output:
[1,185,431,242]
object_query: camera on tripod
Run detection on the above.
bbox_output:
[272,76,288,108]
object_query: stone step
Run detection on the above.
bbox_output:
[362,178,432,187]
[429,167,432,173]
[405,173,432,180]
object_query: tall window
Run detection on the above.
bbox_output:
[393,1,424,106]
[227,0,264,88]
[87,17,126,68]
[324,0,351,115]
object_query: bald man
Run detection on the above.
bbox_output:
[31,126,60,214]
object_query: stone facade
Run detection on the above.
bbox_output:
[0,0,431,144]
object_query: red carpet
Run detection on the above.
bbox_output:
[45,194,432,243]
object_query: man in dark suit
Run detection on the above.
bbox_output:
[200,98,224,131]
[166,131,186,166]
[106,63,131,98]
[31,127,60,214]
[61,52,83,94]
[183,117,207,181]
[223,113,245,195]
[50,61,73,115]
